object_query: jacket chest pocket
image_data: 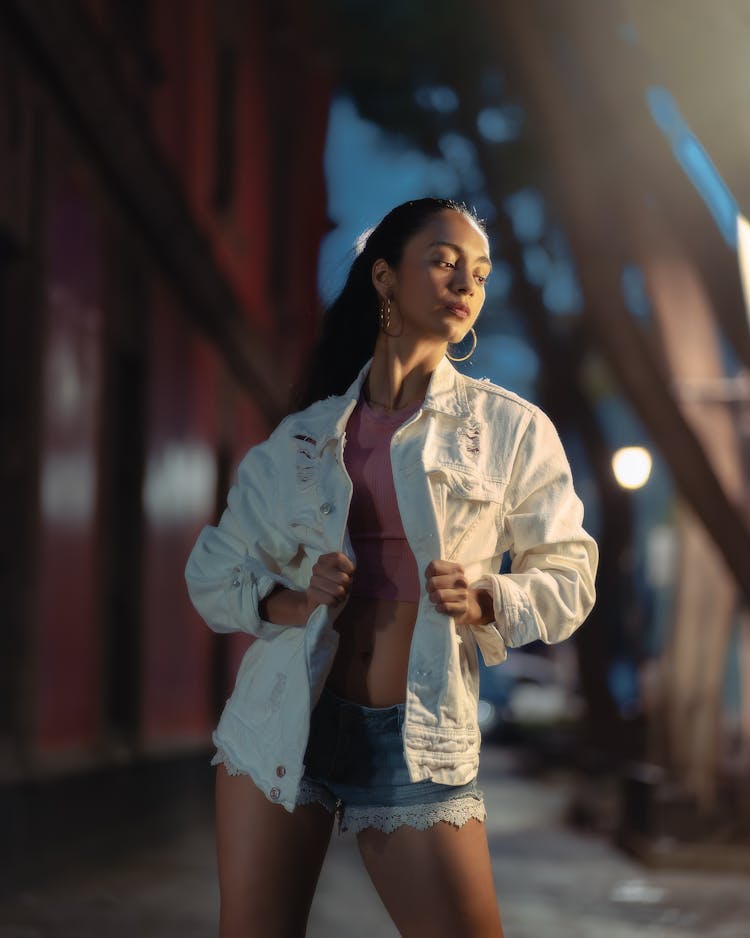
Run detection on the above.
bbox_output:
[427,466,504,562]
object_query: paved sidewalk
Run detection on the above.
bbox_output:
[1,747,748,937]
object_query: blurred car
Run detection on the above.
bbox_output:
[477,647,585,741]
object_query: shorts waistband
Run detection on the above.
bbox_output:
[319,687,405,718]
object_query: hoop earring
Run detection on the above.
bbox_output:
[379,297,391,333]
[379,296,403,337]
[446,327,477,362]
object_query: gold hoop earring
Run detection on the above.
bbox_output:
[379,296,403,337]
[446,327,477,362]
[379,297,391,332]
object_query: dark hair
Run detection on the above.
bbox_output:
[296,198,486,408]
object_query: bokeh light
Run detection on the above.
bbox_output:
[612,446,653,489]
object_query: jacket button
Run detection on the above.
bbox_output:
[275,765,286,778]
[320,502,333,515]
[269,787,281,800]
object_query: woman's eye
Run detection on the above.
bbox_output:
[475,273,488,284]
[438,259,456,269]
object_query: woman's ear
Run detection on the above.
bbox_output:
[371,258,393,300]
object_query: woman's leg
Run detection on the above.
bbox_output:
[215,765,335,938]
[357,818,504,938]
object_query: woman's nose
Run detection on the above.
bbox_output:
[453,270,474,294]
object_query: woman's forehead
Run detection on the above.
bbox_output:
[413,211,490,260]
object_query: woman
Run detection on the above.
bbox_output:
[186,198,597,937]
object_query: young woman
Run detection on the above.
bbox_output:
[186,198,597,937]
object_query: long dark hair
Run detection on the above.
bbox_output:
[296,198,486,409]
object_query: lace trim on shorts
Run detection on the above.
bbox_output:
[341,792,486,835]
[212,751,340,816]
[211,748,246,776]
[212,750,485,835]
[295,777,339,815]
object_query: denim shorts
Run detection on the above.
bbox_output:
[296,688,486,834]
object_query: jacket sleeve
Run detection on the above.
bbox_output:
[184,428,303,640]
[470,406,598,664]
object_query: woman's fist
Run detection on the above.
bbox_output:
[425,559,493,626]
[305,552,356,617]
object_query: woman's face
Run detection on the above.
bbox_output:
[379,210,492,347]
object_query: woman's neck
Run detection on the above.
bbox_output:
[366,336,445,412]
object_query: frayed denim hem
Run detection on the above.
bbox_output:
[212,748,486,835]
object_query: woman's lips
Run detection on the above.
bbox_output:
[446,303,470,320]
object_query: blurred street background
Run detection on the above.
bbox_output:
[2,747,750,937]
[1,0,750,934]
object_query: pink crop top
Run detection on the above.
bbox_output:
[344,394,422,602]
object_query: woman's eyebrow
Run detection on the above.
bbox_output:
[428,240,492,268]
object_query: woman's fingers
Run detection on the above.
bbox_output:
[430,591,470,615]
[307,552,355,609]
[316,551,356,575]
[425,559,464,579]
[425,560,468,602]
[425,558,480,620]
[428,573,469,593]
[315,552,355,595]
[308,575,350,605]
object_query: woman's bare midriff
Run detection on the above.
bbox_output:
[326,595,419,707]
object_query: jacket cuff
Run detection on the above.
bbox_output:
[468,575,507,666]
[226,556,298,639]
[472,571,552,651]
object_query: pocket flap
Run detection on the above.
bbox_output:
[426,463,504,503]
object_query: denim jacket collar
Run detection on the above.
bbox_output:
[423,356,471,418]
[311,356,471,450]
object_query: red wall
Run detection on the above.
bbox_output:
[8,0,332,778]
[34,160,105,757]
[139,284,218,748]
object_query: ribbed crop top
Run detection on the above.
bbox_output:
[344,394,422,602]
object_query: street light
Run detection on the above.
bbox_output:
[612,446,653,489]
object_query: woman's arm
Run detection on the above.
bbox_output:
[258,587,307,626]
[185,431,305,639]
[471,406,598,663]
[259,552,355,625]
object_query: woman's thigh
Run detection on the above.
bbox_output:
[215,765,335,938]
[357,818,504,938]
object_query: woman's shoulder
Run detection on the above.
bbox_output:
[457,373,569,460]
[278,392,353,432]
[251,393,353,455]
[239,393,353,456]
[459,372,540,422]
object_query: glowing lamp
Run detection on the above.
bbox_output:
[612,446,652,490]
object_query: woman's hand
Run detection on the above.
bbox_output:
[305,551,356,618]
[259,552,355,625]
[425,560,494,626]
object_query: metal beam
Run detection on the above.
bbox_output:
[487,0,750,603]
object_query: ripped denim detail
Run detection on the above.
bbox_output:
[293,434,318,487]
[457,420,482,459]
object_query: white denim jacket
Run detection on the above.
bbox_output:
[185,357,598,811]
